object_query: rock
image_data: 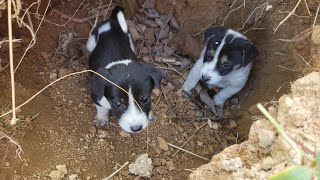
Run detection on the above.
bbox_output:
[197,141,204,146]
[39,72,45,76]
[129,154,153,178]
[257,129,275,148]
[166,161,175,171]
[312,25,320,44]
[68,174,79,180]
[49,73,58,80]
[120,130,131,138]
[49,170,65,180]
[56,164,68,175]
[157,137,168,151]
[41,51,49,60]
[5,162,10,167]
[208,120,219,130]
[261,157,274,170]
[228,120,237,129]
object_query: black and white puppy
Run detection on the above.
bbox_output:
[182,26,258,114]
[87,6,162,133]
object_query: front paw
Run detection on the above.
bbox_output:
[94,117,108,127]
[215,106,224,116]
[148,111,155,121]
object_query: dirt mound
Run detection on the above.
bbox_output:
[189,71,320,179]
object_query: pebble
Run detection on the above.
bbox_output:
[229,120,237,129]
[177,126,184,133]
[39,72,45,76]
[49,170,65,180]
[56,164,68,175]
[197,141,204,146]
[157,137,169,151]
[182,132,188,138]
[49,72,58,80]
[166,161,175,171]
[110,145,115,150]
[5,162,10,167]
[69,174,79,180]
[41,51,49,60]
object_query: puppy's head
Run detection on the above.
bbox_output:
[200,26,258,84]
[91,62,162,133]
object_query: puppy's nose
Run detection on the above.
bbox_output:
[202,75,211,82]
[130,125,143,132]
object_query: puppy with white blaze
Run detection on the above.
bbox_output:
[87,6,163,133]
[182,26,258,115]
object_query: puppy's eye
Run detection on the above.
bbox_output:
[142,97,150,104]
[113,101,123,108]
[222,62,232,69]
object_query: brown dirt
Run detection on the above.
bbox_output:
[0,0,318,179]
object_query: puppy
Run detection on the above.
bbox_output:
[86,6,162,133]
[182,26,258,114]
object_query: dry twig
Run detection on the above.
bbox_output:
[274,0,302,33]
[167,142,210,161]
[103,161,129,180]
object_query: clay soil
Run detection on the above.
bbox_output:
[0,0,317,179]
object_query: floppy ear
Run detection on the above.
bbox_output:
[232,38,259,66]
[145,64,163,89]
[90,68,110,101]
[203,26,226,44]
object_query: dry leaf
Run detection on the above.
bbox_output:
[141,0,156,9]
[145,8,160,19]
[169,16,180,31]
[156,23,170,40]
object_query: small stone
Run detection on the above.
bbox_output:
[197,141,204,146]
[110,145,115,150]
[157,137,168,151]
[49,73,58,80]
[182,132,188,137]
[120,130,131,138]
[257,129,275,148]
[68,174,79,180]
[5,162,10,167]
[56,164,68,175]
[166,161,175,171]
[229,120,237,129]
[41,51,49,60]
[39,72,45,76]
[261,157,275,170]
[128,153,153,178]
[208,121,219,130]
[49,170,65,180]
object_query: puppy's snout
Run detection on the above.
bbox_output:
[202,75,211,82]
[130,125,143,132]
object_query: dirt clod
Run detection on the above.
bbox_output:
[129,153,153,178]
[257,129,275,148]
[157,137,169,151]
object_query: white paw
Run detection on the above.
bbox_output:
[94,117,108,127]
[148,111,155,121]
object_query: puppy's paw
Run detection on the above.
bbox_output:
[215,106,224,116]
[181,89,191,98]
[148,111,155,121]
[94,117,108,127]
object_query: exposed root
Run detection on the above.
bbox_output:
[0,132,23,159]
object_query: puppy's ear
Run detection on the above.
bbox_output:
[90,68,110,100]
[233,38,258,66]
[145,64,163,89]
[203,26,226,44]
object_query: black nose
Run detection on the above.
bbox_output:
[202,75,210,82]
[130,125,143,132]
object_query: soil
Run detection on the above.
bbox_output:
[0,0,318,179]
